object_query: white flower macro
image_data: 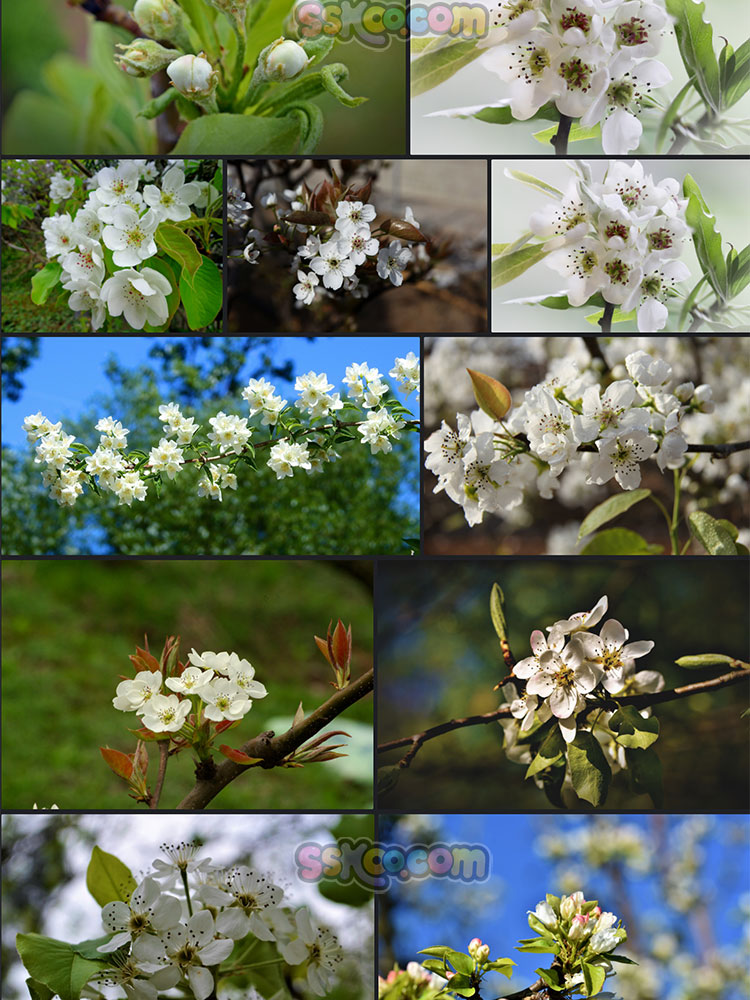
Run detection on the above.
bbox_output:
[310,239,356,290]
[98,877,182,952]
[527,639,597,720]
[533,900,558,928]
[357,408,405,455]
[200,678,253,722]
[389,352,420,398]
[572,380,650,442]
[514,629,566,678]
[197,472,222,501]
[113,471,149,506]
[67,282,107,332]
[187,650,235,674]
[102,206,159,267]
[216,867,284,941]
[279,909,343,996]
[243,242,260,264]
[631,258,690,332]
[582,55,672,154]
[347,225,379,265]
[578,619,654,694]
[133,911,234,1000]
[207,411,251,454]
[656,409,687,471]
[139,693,191,732]
[424,414,474,494]
[334,199,377,236]
[293,269,319,305]
[548,595,608,637]
[143,166,200,223]
[224,657,268,699]
[267,438,312,478]
[61,238,105,286]
[587,429,658,489]
[100,267,172,329]
[92,161,141,209]
[295,371,342,418]
[167,54,218,102]
[42,213,77,258]
[625,350,672,386]
[165,666,214,696]
[148,438,185,480]
[376,241,412,286]
[49,172,75,202]
[113,670,164,712]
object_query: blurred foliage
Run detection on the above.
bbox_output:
[1,559,373,809]
[2,338,41,402]
[0,337,419,554]
[376,561,750,811]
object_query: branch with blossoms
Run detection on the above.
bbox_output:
[101,620,372,809]
[381,892,630,1000]
[412,0,750,156]
[492,160,750,333]
[377,585,750,808]
[17,839,346,1000]
[425,347,749,555]
[22,353,419,511]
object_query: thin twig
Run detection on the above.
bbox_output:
[581,336,609,368]
[177,668,373,808]
[685,440,750,455]
[76,0,143,35]
[497,979,546,1000]
[149,741,170,809]
[551,114,572,156]
[598,301,615,334]
[377,667,749,764]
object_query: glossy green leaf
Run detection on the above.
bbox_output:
[688,510,738,555]
[155,223,202,278]
[567,731,611,806]
[492,243,548,288]
[626,747,663,807]
[31,262,63,305]
[25,980,54,1000]
[581,961,606,997]
[729,244,750,298]
[173,113,301,154]
[484,959,515,978]
[517,937,559,954]
[585,306,636,326]
[444,950,474,975]
[683,174,727,301]
[474,102,559,124]
[504,169,563,198]
[410,39,481,97]
[665,0,721,112]
[17,934,106,1000]
[655,75,695,151]
[579,489,652,539]
[490,583,507,642]
[675,652,743,669]
[580,528,663,555]
[533,121,601,145]
[535,967,565,991]
[85,846,136,907]
[526,725,565,778]
[722,38,750,107]
[609,705,660,749]
[179,255,223,330]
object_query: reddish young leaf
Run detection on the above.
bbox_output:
[100,747,134,780]
[218,745,263,765]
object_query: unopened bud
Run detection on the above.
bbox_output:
[567,914,589,940]
[476,944,491,964]
[560,895,577,921]
[134,0,192,49]
[468,938,482,957]
[115,39,177,77]
[204,0,249,30]
[167,54,219,110]
[261,37,311,81]
[466,368,512,422]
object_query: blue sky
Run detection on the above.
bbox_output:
[2,336,420,449]
[382,813,749,994]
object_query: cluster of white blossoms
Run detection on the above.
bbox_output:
[425,348,713,526]
[113,649,267,731]
[87,842,343,1000]
[530,160,690,331]
[39,160,219,330]
[24,354,419,507]
[441,0,671,154]
[239,185,426,307]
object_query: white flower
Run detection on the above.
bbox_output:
[582,55,672,154]
[35,430,76,470]
[279,909,343,996]
[656,409,687,471]
[113,471,149,506]
[310,239,356,290]
[631,258,690,332]
[67,282,107,331]
[98,877,182,952]
[548,595,608,636]
[42,213,77,257]
[151,842,213,882]
[165,666,214,696]
[92,161,141,209]
[587,429,658,489]
[113,670,164,712]
[357,408,405,455]
[376,241,412,286]
[133,911,234,1000]
[148,438,185,479]
[578,619,654,693]
[514,629,565,678]
[625,350,671,386]
[424,414,473,493]
[346,225,379,265]
[207,411,251,454]
[197,472,222,501]
[243,243,260,264]
[267,439,312,478]
[295,371,342,418]
[139,693,191,732]
[201,678,252,721]
[102,206,159,267]
[262,37,311,80]
[216,867,284,941]
[224,656,268,698]
[527,639,598,720]
[293,269,319,305]
[143,166,200,222]
[533,900,558,928]
[49,172,75,202]
[334,200,377,236]
[572,380,650,442]
[61,239,105,286]
[100,267,172,329]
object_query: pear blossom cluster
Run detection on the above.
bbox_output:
[38,160,220,330]
[425,348,714,527]
[499,594,663,784]
[23,354,419,507]
[113,648,268,731]
[432,0,671,155]
[528,160,690,331]
[84,842,343,1000]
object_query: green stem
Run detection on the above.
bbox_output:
[181,868,194,917]
[649,494,676,553]
[226,24,247,109]
[670,468,683,555]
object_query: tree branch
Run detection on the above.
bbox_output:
[177,668,373,808]
[685,440,750,455]
[497,979,546,1000]
[148,741,169,809]
[76,0,143,36]
[598,301,615,334]
[551,114,572,156]
[377,667,749,766]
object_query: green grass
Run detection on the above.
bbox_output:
[1,560,373,809]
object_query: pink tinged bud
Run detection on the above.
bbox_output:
[469,938,483,953]
[386,971,398,984]
[445,971,455,979]
[466,368,512,421]
[476,945,491,963]
[592,906,602,916]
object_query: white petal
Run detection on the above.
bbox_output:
[187,965,214,1000]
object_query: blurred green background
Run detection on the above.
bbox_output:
[1,0,406,154]
[376,560,749,811]
[1,559,373,810]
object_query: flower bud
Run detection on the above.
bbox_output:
[468,938,482,957]
[560,895,577,921]
[567,914,589,940]
[467,368,512,422]
[261,37,311,81]
[476,944,491,964]
[204,0,249,29]
[134,0,192,48]
[115,39,177,77]
[167,54,219,110]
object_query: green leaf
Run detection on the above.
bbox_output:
[474,101,559,125]
[585,306,636,326]
[688,510,738,555]
[70,937,116,961]
[443,973,473,989]
[26,980,54,1000]
[173,113,301,154]
[489,582,507,642]
[580,528,663,555]
[535,967,565,991]
[626,747,663,807]
[16,934,106,1000]
[320,65,367,107]
[609,705,660,749]
[607,954,639,965]
[410,40,481,97]
[145,256,181,329]
[85,846,136,907]
[581,961,606,997]
[504,169,563,198]
[420,959,448,974]
[526,725,565,779]
[30,262,63,305]
[516,938,559,954]
[722,38,750,108]
[683,174,728,301]
[675,652,743,669]
[484,959,515,978]
[578,489,651,539]
[492,244,548,288]
[445,951,474,975]
[283,102,325,155]
[533,121,601,145]
[678,273,709,329]
[179,255,223,331]
[155,224,202,281]
[655,75,696,151]
[418,947,455,959]
[568,731,611,807]
[665,0,721,113]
